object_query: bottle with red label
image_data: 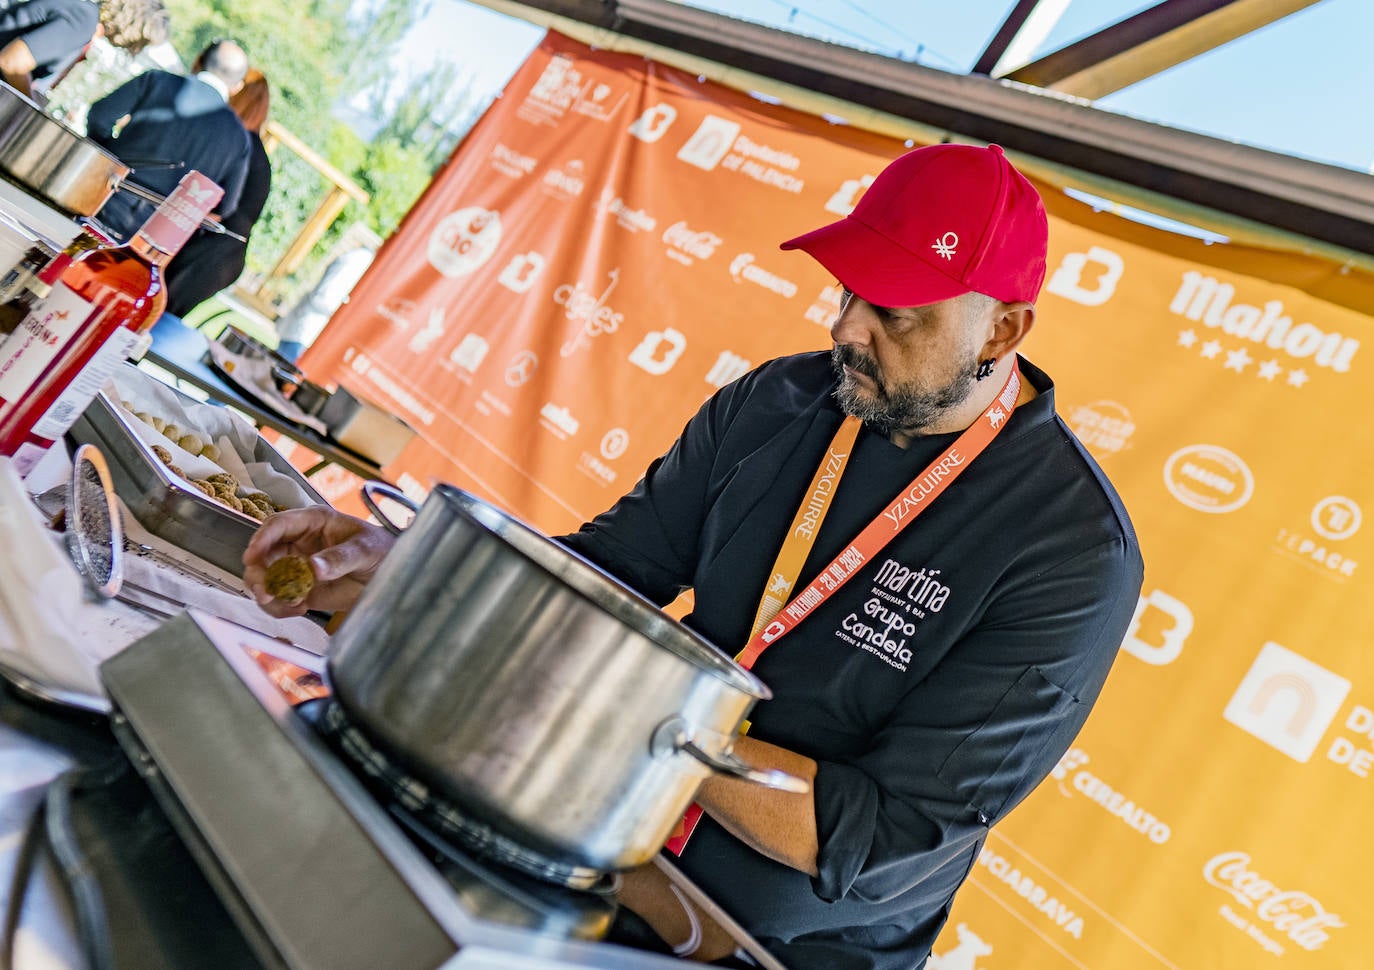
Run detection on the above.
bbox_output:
[0,171,223,474]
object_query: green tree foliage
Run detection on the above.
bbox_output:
[155,0,479,302]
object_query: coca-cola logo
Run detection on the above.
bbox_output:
[1202,852,1344,951]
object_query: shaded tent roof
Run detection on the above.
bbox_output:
[465,0,1374,312]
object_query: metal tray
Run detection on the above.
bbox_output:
[69,370,328,577]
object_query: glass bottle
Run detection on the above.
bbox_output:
[0,245,57,337]
[0,171,224,474]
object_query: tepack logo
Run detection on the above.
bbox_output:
[677,116,742,171]
[628,103,677,142]
[824,175,875,216]
[629,328,687,375]
[928,924,992,970]
[1163,443,1254,514]
[449,334,488,374]
[1047,246,1124,306]
[1224,642,1351,762]
[427,207,501,277]
[1312,496,1361,541]
[1122,590,1193,666]
[498,252,545,294]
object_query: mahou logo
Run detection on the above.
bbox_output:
[1203,852,1344,951]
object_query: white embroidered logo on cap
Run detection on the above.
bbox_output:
[932,232,959,260]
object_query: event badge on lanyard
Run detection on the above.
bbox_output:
[666,361,1023,855]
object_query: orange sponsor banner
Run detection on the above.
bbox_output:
[302,30,1374,970]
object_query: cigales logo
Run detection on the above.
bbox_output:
[427,208,501,278]
[1223,642,1351,762]
[1068,401,1135,458]
[556,268,623,358]
[1203,851,1344,952]
[1163,443,1253,514]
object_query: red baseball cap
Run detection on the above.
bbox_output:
[781,143,1048,307]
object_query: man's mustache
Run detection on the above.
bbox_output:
[832,344,881,383]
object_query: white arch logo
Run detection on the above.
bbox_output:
[1223,642,1350,762]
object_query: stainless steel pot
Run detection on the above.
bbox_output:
[327,483,806,875]
[0,82,130,217]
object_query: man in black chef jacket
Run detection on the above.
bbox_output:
[245,142,1144,970]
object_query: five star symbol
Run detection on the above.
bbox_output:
[1180,332,1311,389]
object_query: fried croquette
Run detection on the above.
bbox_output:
[264,555,315,602]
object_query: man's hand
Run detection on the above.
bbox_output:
[243,507,395,617]
[0,39,37,98]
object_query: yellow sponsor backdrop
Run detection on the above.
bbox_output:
[302,31,1374,969]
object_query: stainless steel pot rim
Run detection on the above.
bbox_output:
[434,484,771,700]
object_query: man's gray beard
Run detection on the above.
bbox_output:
[830,345,978,436]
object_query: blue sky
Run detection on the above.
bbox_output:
[397,0,1374,172]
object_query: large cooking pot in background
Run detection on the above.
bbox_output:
[327,483,806,876]
[0,82,130,217]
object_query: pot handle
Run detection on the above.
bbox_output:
[360,481,419,536]
[652,718,809,793]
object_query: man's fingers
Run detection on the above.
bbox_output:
[244,508,327,565]
[308,534,381,584]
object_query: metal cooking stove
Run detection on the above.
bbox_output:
[99,610,780,970]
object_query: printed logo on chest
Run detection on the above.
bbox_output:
[833,558,951,672]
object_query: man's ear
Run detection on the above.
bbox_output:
[982,301,1035,360]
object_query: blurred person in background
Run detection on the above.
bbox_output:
[273,236,378,362]
[0,0,166,99]
[163,66,272,319]
[86,38,250,241]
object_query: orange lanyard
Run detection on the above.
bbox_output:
[666,362,1023,857]
[737,360,1022,670]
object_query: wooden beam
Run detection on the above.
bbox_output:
[462,0,1374,257]
[1003,0,1325,99]
[972,0,1047,76]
